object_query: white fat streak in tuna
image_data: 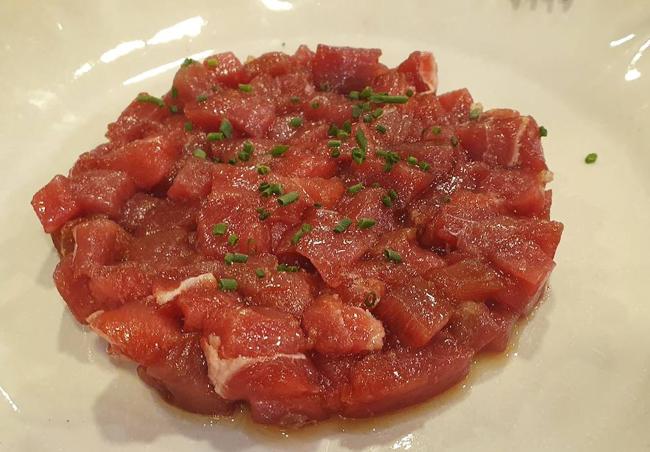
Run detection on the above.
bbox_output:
[509,116,530,167]
[360,309,386,350]
[154,273,217,305]
[201,335,307,399]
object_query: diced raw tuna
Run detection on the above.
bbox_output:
[87,263,152,308]
[32,175,82,233]
[437,88,474,124]
[107,94,169,144]
[167,157,214,201]
[53,253,99,323]
[71,218,130,277]
[302,294,385,355]
[70,170,137,219]
[444,301,501,352]
[312,45,383,93]
[397,51,438,93]
[429,258,505,302]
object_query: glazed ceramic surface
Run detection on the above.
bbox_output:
[1,1,649,451]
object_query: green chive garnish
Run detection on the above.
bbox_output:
[585,153,598,164]
[363,114,373,123]
[372,108,384,119]
[351,147,366,165]
[369,94,409,104]
[136,93,165,107]
[196,94,209,103]
[348,90,360,100]
[206,58,219,67]
[289,117,303,128]
[419,162,431,171]
[352,104,362,119]
[330,149,341,158]
[181,58,196,68]
[342,121,352,133]
[171,86,178,98]
[271,145,289,157]
[375,124,387,134]
[347,183,364,195]
[291,223,313,245]
[238,83,253,93]
[359,86,373,100]
[227,234,238,246]
[224,252,248,265]
[184,121,193,132]
[355,129,368,152]
[169,105,180,114]
[357,218,376,229]
[257,207,270,220]
[388,189,398,200]
[469,107,481,120]
[207,132,224,142]
[277,263,299,273]
[539,126,548,137]
[407,156,418,166]
[333,218,352,233]
[256,164,270,175]
[384,248,402,263]
[259,182,283,197]
[255,268,266,278]
[431,126,442,135]
[212,223,228,236]
[405,88,414,97]
[219,119,233,138]
[381,194,393,207]
[310,101,321,109]
[193,149,207,159]
[327,140,341,148]
[277,192,299,206]
[219,278,237,291]
[290,96,301,104]
[336,130,349,139]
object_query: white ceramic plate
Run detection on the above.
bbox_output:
[1,1,649,451]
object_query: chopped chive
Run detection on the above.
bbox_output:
[259,182,283,197]
[330,149,341,158]
[238,83,253,93]
[327,140,341,148]
[196,94,209,103]
[271,144,289,157]
[255,268,266,278]
[388,189,398,200]
[347,183,365,195]
[193,148,207,159]
[359,86,373,100]
[227,158,237,165]
[469,107,481,120]
[418,161,431,171]
[277,263,300,273]
[352,104,362,119]
[384,248,402,263]
[327,124,339,137]
[407,156,418,165]
[219,119,233,138]
[206,58,219,67]
[539,126,548,137]
[219,278,237,291]
[376,149,400,172]
[348,90,360,100]
[333,217,352,233]
[357,218,376,229]
[227,234,238,246]
[372,108,384,119]
[225,252,249,265]
[585,153,598,164]
[351,147,366,164]
[450,136,459,147]
[184,121,193,132]
[256,207,271,220]
[277,191,299,205]
[212,223,228,236]
[381,194,393,207]
[342,121,352,133]
[336,130,349,139]
[211,85,220,93]
[361,102,371,112]
[313,203,322,209]
[171,86,178,98]
[169,105,179,114]
[136,93,165,107]
[238,141,254,161]
[290,96,301,104]
[181,58,196,68]
[431,126,442,135]
[369,94,409,104]
[405,88,414,97]
[363,113,373,123]
[375,124,387,134]
[289,117,303,128]
[256,164,270,175]
[355,129,368,151]
[291,223,313,245]
[207,132,224,142]
[310,101,321,109]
